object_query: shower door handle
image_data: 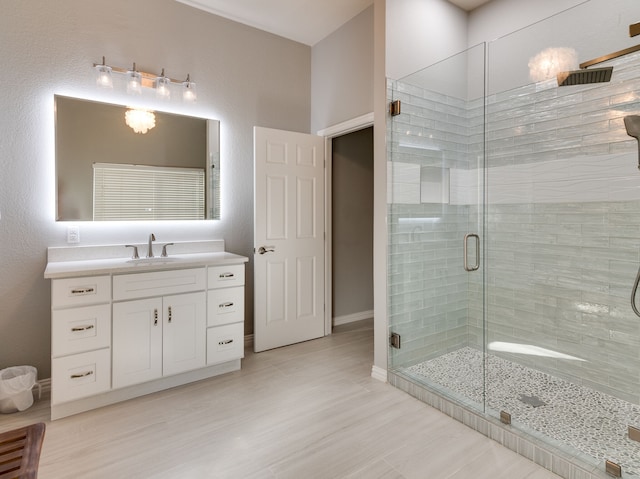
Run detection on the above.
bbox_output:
[464,233,480,272]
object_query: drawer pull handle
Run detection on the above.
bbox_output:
[154,309,158,326]
[168,306,172,323]
[70,287,95,295]
[70,371,94,379]
[219,302,234,309]
[218,339,234,345]
[219,273,235,279]
[71,325,95,332]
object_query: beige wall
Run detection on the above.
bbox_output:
[0,0,311,377]
[310,3,385,377]
[373,0,388,376]
[386,0,468,80]
[311,6,374,133]
[467,0,586,47]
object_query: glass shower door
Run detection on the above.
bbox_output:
[484,0,640,475]
[387,43,487,413]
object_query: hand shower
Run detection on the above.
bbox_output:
[624,115,640,169]
[627,115,640,317]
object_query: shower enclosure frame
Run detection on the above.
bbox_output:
[386,2,640,478]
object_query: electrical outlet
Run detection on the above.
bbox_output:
[67,225,80,244]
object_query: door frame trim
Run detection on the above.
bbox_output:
[316,112,375,335]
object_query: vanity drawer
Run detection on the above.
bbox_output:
[52,276,111,308]
[113,268,206,300]
[51,348,111,404]
[207,287,244,327]
[208,264,244,289]
[207,323,244,365]
[52,304,111,357]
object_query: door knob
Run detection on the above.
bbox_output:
[257,246,275,255]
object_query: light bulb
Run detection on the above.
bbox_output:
[182,74,197,103]
[126,65,142,95]
[94,57,113,89]
[95,65,113,89]
[156,71,171,100]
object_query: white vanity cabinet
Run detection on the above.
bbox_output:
[112,292,207,387]
[50,276,112,405]
[206,265,245,365]
[112,268,207,388]
[45,242,248,420]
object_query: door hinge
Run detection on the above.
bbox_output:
[500,410,511,425]
[389,100,401,117]
[389,332,401,349]
[605,460,622,478]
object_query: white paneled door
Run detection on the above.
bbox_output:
[254,127,325,352]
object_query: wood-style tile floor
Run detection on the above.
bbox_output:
[0,319,559,478]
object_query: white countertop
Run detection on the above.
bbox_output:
[44,241,248,279]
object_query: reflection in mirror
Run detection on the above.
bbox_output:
[55,95,220,221]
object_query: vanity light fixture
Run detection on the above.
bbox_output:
[94,56,113,89]
[92,57,196,102]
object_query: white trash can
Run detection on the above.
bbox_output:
[0,366,37,413]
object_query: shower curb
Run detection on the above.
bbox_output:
[388,372,611,479]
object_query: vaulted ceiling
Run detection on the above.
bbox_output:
[175,0,492,46]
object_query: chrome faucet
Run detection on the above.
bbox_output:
[147,233,156,258]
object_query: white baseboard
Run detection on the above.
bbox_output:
[333,310,374,326]
[371,365,387,382]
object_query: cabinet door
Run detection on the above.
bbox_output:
[163,291,206,376]
[112,298,163,388]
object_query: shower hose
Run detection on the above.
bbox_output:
[632,263,640,318]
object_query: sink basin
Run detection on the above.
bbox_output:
[126,257,179,265]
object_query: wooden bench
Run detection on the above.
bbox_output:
[0,423,45,479]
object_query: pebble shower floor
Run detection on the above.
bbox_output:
[406,347,640,477]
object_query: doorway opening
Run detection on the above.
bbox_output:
[330,127,374,328]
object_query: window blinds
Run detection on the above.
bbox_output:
[93,163,205,220]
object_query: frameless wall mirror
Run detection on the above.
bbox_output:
[55,95,220,221]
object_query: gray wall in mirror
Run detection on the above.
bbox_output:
[55,95,220,221]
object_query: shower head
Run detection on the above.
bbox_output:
[556,66,613,86]
[624,115,640,170]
